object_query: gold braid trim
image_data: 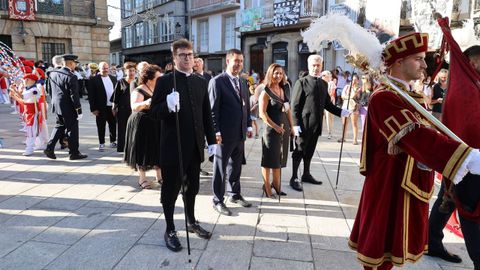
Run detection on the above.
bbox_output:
[387,122,421,155]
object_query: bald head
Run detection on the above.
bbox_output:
[99,61,109,76]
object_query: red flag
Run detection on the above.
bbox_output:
[438,17,480,223]
[438,17,480,147]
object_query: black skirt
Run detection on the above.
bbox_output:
[123,111,160,171]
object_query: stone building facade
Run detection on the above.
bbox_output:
[0,0,112,64]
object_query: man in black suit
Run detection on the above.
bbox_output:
[87,62,118,151]
[150,39,216,252]
[194,57,212,82]
[209,49,253,216]
[44,54,87,160]
[290,54,350,191]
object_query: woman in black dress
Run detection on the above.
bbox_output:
[112,62,136,152]
[124,65,162,189]
[259,64,294,199]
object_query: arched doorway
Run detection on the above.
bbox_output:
[250,44,264,77]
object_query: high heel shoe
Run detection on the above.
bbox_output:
[271,184,287,196]
[262,184,276,199]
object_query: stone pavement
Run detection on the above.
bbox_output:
[0,100,474,270]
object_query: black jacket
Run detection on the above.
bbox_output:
[150,70,216,166]
[47,67,81,117]
[87,74,117,112]
[291,75,342,135]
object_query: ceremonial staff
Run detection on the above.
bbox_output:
[334,69,355,189]
[172,68,192,263]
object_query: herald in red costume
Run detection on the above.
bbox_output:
[348,33,473,269]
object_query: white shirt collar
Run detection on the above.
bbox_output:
[387,75,412,91]
[226,71,239,80]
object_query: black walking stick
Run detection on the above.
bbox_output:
[278,123,284,203]
[335,70,355,189]
[172,69,192,263]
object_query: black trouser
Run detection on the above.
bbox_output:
[116,109,130,152]
[46,114,79,155]
[429,178,480,269]
[212,140,244,204]
[95,106,116,144]
[161,154,200,232]
[291,130,320,178]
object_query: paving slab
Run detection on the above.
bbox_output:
[0,101,474,270]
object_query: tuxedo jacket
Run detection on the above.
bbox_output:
[87,74,117,112]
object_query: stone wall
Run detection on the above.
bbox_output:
[0,0,112,63]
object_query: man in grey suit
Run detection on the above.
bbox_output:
[209,49,253,215]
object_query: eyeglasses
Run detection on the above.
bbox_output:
[176,53,194,60]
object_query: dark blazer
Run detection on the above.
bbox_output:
[87,74,117,112]
[112,78,132,113]
[196,71,212,82]
[291,74,342,135]
[150,71,216,166]
[208,73,252,143]
[47,67,81,117]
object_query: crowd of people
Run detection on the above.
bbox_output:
[2,33,479,270]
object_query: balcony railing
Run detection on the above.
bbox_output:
[191,0,240,10]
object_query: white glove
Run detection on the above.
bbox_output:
[208,144,217,157]
[77,114,83,120]
[467,149,480,175]
[341,109,352,117]
[166,91,180,112]
[293,126,302,137]
[283,102,290,111]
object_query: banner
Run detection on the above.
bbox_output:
[273,0,301,27]
[365,0,401,43]
[8,0,35,21]
[240,7,263,32]
[411,0,453,49]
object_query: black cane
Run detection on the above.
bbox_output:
[278,123,284,203]
[172,69,191,262]
[335,70,355,189]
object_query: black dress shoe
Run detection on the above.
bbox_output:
[301,174,323,185]
[213,202,232,216]
[290,177,303,191]
[69,153,88,160]
[229,195,252,207]
[187,221,212,239]
[44,149,56,159]
[426,248,462,263]
[164,230,182,252]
